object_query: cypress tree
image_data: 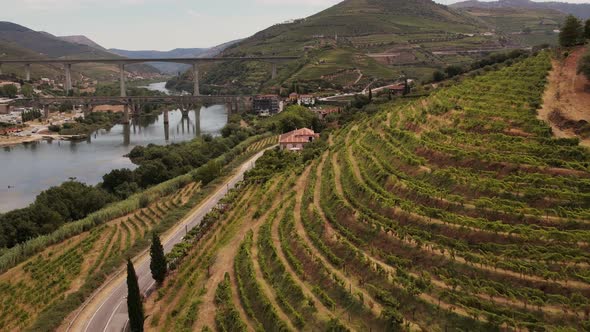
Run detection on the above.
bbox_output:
[127,259,144,332]
[368,88,373,101]
[150,232,167,285]
[585,19,590,39]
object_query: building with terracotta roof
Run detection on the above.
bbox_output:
[389,83,408,95]
[279,128,319,151]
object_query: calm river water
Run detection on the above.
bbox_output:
[0,89,228,212]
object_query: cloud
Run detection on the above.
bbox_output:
[187,9,203,18]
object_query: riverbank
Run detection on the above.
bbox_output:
[0,134,43,147]
[0,106,228,212]
[0,133,89,147]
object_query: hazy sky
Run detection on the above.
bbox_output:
[1,0,589,50]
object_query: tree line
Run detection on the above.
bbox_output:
[0,181,115,248]
[559,15,590,47]
[432,49,532,83]
[559,15,590,82]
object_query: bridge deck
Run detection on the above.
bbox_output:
[0,56,299,65]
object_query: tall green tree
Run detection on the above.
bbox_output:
[585,19,590,39]
[559,15,583,47]
[21,84,34,98]
[368,88,373,101]
[149,233,167,285]
[3,84,18,98]
[127,259,144,332]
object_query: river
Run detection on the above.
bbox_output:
[0,90,228,212]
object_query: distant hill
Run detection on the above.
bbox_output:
[110,40,241,74]
[0,21,160,81]
[0,22,109,58]
[451,0,590,20]
[172,0,524,94]
[58,35,107,51]
[109,48,208,74]
[449,4,565,48]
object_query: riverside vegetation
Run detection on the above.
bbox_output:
[143,52,590,331]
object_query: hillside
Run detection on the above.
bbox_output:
[148,53,590,331]
[0,22,160,81]
[0,40,65,79]
[58,35,107,51]
[451,5,565,47]
[176,0,565,95]
[217,0,490,93]
[451,0,590,20]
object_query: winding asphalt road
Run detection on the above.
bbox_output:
[73,148,269,332]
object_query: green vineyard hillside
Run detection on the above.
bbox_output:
[147,52,590,331]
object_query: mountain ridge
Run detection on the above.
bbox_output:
[451,0,590,19]
[110,39,241,74]
[0,21,160,80]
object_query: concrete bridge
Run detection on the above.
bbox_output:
[0,56,298,97]
[20,95,254,124]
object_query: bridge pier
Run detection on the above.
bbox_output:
[64,64,72,94]
[122,104,130,124]
[83,104,91,117]
[119,64,126,97]
[271,63,277,80]
[194,108,200,135]
[123,123,130,146]
[193,63,200,96]
[181,109,189,118]
[164,121,170,141]
[25,64,31,81]
[163,110,169,124]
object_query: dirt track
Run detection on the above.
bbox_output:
[539,47,590,146]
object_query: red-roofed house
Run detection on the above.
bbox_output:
[389,83,407,95]
[279,128,319,151]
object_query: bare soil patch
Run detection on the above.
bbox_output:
[539,47,590,146]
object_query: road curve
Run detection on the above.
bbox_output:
[76,148,269,332]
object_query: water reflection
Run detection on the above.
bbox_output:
[0,105,228,212]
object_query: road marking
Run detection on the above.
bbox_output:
[84,283,124,332]
[103,300,125,332]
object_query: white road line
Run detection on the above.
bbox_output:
[103,300,124,332]
[84,283,124,332]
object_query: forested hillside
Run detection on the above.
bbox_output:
[148,52,590,331]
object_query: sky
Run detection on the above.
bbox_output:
[1,0,589,51]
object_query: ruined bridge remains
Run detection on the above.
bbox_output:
[24,95,253,124]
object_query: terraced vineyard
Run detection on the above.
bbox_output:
[144,52,590,331]
[0,183,199,330]
[246,135,279,154]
